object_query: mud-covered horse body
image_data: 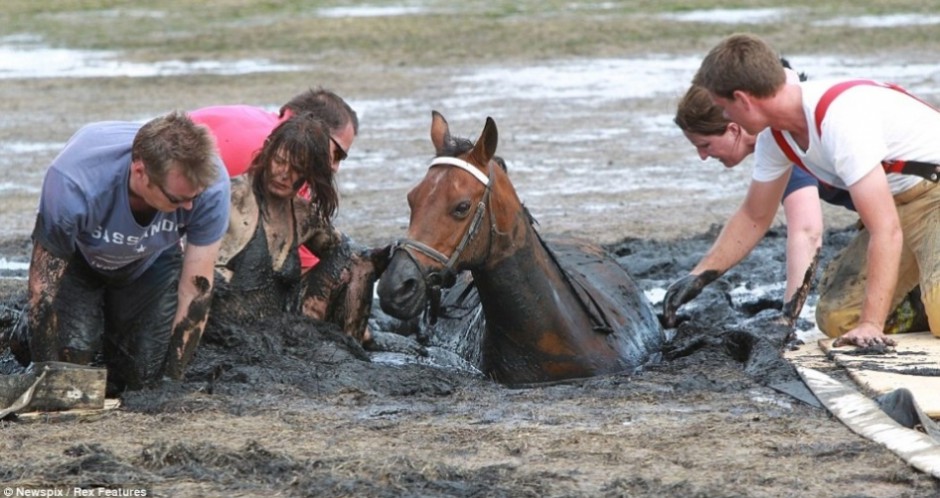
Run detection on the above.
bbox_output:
[472,233,662,384]
[377,111,663,385]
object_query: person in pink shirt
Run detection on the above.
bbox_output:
[190,87,357,270]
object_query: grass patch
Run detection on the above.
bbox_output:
[1,1,938,67]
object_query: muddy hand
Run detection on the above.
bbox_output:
[832,322,898,348]
[662,270,720,328]
[308,227,342,256]
[165,326,196,380]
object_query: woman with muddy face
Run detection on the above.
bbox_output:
[190,87,358,272]
[198,99,396,355]
[210,113,340,334]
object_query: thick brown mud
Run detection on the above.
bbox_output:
[1,226,938,497]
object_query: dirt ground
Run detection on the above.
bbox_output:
[2,226,937,497]
[1,2,939,497]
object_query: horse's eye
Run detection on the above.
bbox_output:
[453,200,472,218]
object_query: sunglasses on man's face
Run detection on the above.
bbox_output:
[330,136,348,163]
[156,180,200,205]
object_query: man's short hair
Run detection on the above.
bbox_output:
[133,111,219,188]
[693,33,786,100]
[280,87,359,136]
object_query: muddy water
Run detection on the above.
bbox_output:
[5,224,938,496]
[4,46,939,246]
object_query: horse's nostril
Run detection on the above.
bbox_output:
[401,278,417,295]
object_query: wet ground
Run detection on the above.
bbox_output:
[2,2,940,496]
[1,224,938,497]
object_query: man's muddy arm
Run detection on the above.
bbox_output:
[26,243,69,361]
[165,240,221,379]
[834,169,901,347]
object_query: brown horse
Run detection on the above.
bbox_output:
[376,111,664,385]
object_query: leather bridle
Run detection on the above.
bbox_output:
[391,156,494,321]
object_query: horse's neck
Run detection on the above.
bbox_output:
[471,220,567,324]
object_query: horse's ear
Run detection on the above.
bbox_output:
[430,110,451,155]
[470,116,498,166]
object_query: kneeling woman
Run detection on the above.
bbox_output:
[211,113,340,330]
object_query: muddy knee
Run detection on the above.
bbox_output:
[814,300,858,338]
[920,289,940,337]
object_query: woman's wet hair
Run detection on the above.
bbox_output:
[249,112,338,224]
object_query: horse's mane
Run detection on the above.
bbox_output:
[437,136,508,174]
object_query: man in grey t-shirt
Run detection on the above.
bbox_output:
[21,111,230,393]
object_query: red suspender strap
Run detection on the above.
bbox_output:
[882,160,907,175]
[814,80,878,137]
[772,80,898,168]
[767,82,881,187]
[770,128,834,188]
[777,79,940,183]
[816,79,939,137]
[812,79,928,138]
[771,129,804,169]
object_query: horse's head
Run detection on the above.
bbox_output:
[378,111,510,320]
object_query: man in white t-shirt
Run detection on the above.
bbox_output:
[663,33,940,348]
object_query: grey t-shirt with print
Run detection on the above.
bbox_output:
[34,120,230,282]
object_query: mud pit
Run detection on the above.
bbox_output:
[1,225,938,497]
[2,2,940,495]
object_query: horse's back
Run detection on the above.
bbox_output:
[542,236,664,365]
[425,236,663,375]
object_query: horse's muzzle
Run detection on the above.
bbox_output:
[376,248,429,320]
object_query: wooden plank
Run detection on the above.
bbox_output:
[16,398,121,423]
[819,332,940,418]
[27,361,107,411]
[782,334,832,370]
